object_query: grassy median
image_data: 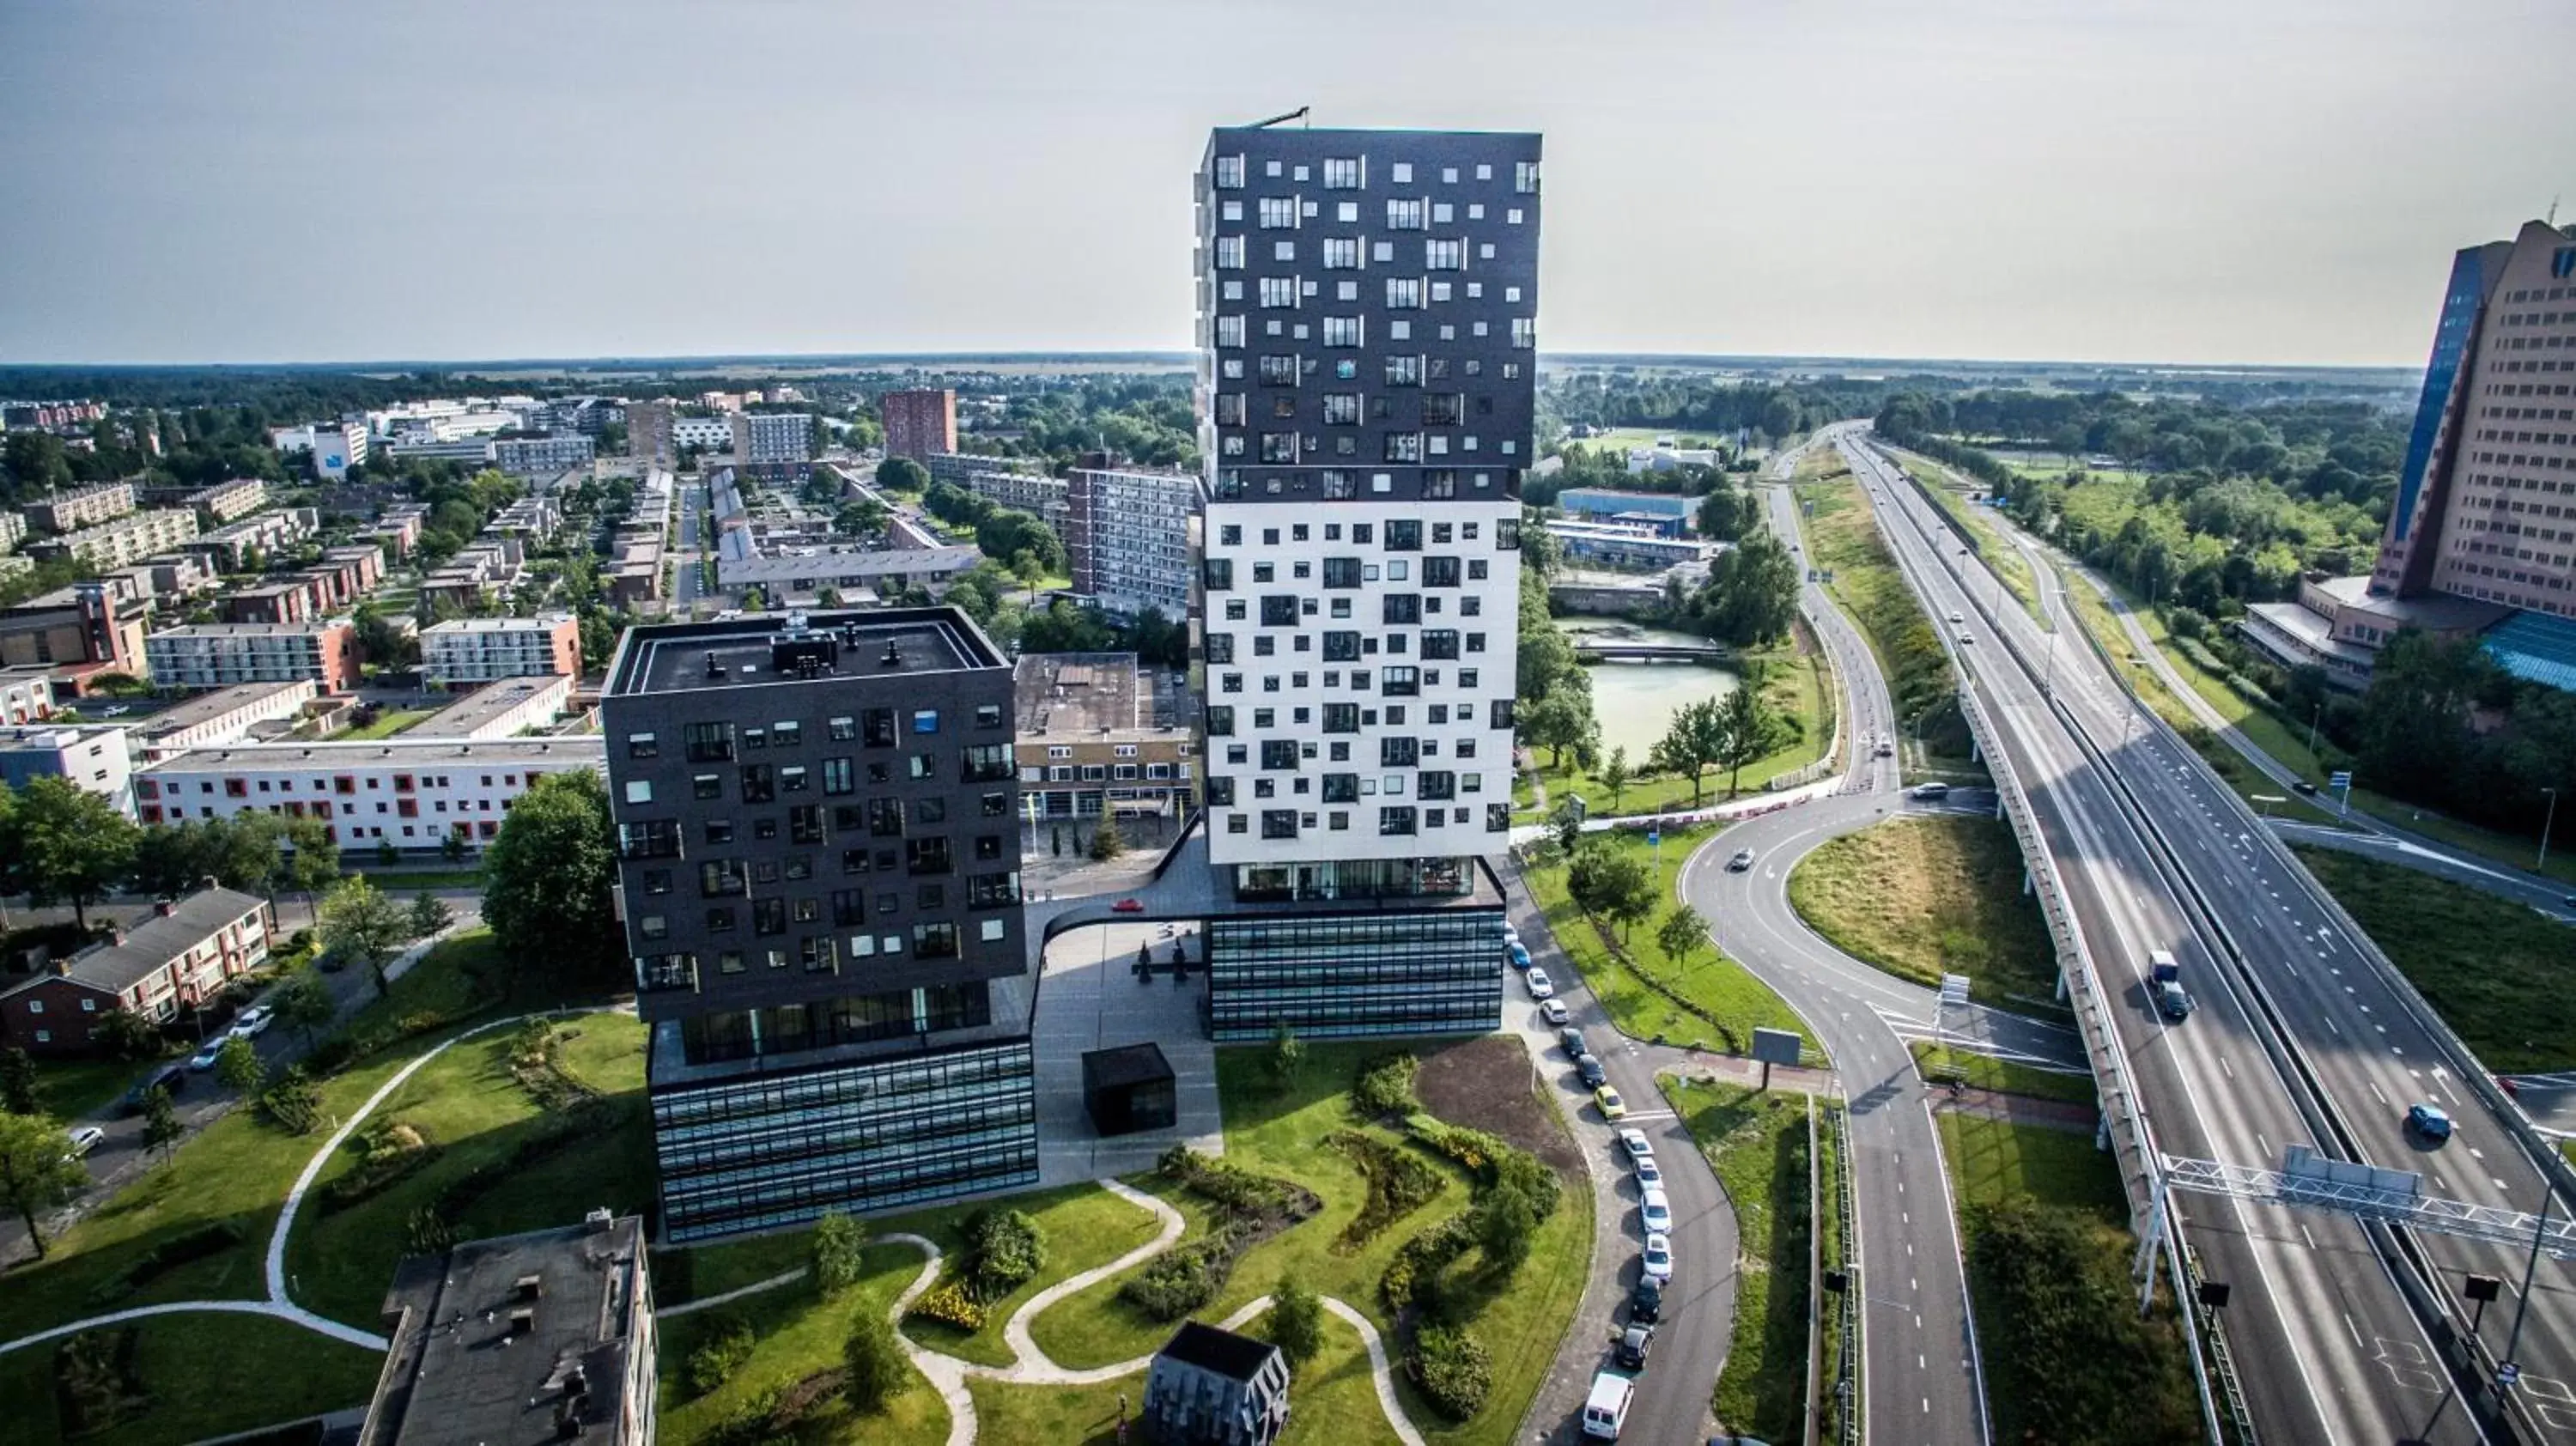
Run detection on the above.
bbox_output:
[1786,813,2062,1012]
[1671,1079,1818,1444]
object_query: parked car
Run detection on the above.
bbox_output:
[230,1005,274,1037]
[1502,923,1522,948]
[1539,999,1571,1026]
[1639,1186,1673,1233]
[1577,1054,1607,1089]
[1594,1085,1628,1120]
[1633,1153,1662,1188]
[2406,1102,2453,1143]
[1507,943,1534,971]
[1559,1026,1589,1059]
[1628,1275,1664,1324]
[187,1040,226,1072]
[1617,1127,1655,1163]
[66,1126,106,1158]
[1524,968,1555,1000]
[1726,849,1756,872]
[124,1065,185,1114]
[1615,1322,1655,1370]
[1641,1233,1675,1283]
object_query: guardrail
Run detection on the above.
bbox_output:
[1805,1094,1826,1446]
[1827,1099,1863,1446]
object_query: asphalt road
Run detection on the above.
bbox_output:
[1845,429,2532,1444]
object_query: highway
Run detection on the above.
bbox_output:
[1844,424,2575,1444]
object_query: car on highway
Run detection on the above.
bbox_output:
[1524,968,1555,999]
[1911,781,1951,801]
[2292,780,2319,795]
[1577,1053,1607,1088]
[66,1126,106,1158]
[1957,630,1975,644]
[1874,740,1894,757]
[1632,1152,1662,1188]
[1627,1275,1663,1324]
[1507,942,1533,970]
[1639,1186,1673,1233]
[100,704,131,718]
[2156,980,2194,1020]
[1559,1025,1589,1057]
[124,1065,185,1114]
[2406,1102,2454,1143]
[1617,1127,1655,1163]
[1640,1232,1674,1283]
[1111,898,1145,914]
[1539,998,1570,1026]
[1947,611,1965,623]
[1594,1085,1628,1120]
[230,1005,274,1037]
[1614,1322,1655,1370]
[187,1039,226,1072]
[1726,849,1755,872]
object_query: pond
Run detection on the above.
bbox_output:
[1561,620,1741,759]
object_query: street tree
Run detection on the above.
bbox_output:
[873,456,929,494]
[271,969,335,1051]
[1472,1180,1537,1273]
[1267,1276,1325,1364]
[482,771,622,988]
[812,1210,867,1292]
[1265,1024,1304,1091]
[319,876,410,995]
[1656,905,1709,969]
[13,776,140,929]
[214,1035,265,1095]
[0,1047,38,1115]
[1599,746,1631,812]
[1566,844,1656,941]
[1650,696,1729,807]
[1520,687,1598,770]
[408,892,454,940]
[0,1109,88,1259]
[139,1085,184,1167]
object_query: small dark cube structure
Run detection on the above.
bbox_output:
[1142,1320,1291,1445]
[1083,1042,1177,1136]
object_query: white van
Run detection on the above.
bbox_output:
[1581,1370,1634,1438]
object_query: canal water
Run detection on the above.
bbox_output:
[1560,620,1741,760]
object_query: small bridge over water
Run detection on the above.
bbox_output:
[1574,642,1732,664]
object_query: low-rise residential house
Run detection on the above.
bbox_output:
[0,668,59,726]
[0,581,150,683]
[1140,1322,1291,1446]
[0,888,273,1055]
[179,507,319,574]
[220,575,335,626]
[714,544,981,605]
[132,679,319,760]
[135,737,604,848]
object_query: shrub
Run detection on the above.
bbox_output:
[906,1279,987,1331]
[962,1207,1047,1298]
[843,1304,908,1415]
[1406,1324,1492,1420]
[1380,1216,1475,1315]
[1352,1052,1419,1117]
[685,1312,756,1397]
[1120,1234,1236,1321]
[1327,1131,1446,1253]
[84,1222,249,1307]
[812,1210,866,1293]
[258,1066,324,1133]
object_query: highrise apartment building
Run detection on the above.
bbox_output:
[1191,123,1540,1040]
[881,388,958,461]
[1067,456,1198,620]
[602,610,1036,1240]
[738,412,815,467]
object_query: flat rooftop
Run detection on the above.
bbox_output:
[409,676,571,739]
[141,737,605,773]
[2317,575,2511,633]
[135,680,311,735]
[424,615,571,635]
[606,606,1005,698]
[1014,652,1197,738]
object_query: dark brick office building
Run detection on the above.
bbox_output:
[602,609,1036,1241]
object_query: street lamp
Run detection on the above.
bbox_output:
[2539,787,2560,874]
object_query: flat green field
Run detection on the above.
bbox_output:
[1786,813,2063,1012]
[0,1311,384,1446]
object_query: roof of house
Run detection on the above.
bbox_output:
[0,887,264,1000]
[1157,1321,1281,1383]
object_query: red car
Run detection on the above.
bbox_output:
[1111,898,1145,914]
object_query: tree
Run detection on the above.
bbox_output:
[408,891,454,940]
[1265,1024,1305,1091]
[842,1303,908,1414]
[0,1047,37,1115]
[1692,531,1802,647]
[1086,811,1126,861]
[1268,1276,1325,1365]
[874,456,929,494]
[271,969,335,1051]
[440,829,471,864]
[1548,808,1584,860]
[139,1085,184,1167]
[259,1065,324,1133]
[94,1008,163,1063]
[812,1209,867,1292]
[1716,683,1787,799]
[1599,746,1631,812]
[213,1035,265,1095]
[1471,1180,1537,1274]
[963,1207,1048,1297]
[1565,844,1656,941]
[1011,549,1048,604]
[0,1109,88,1259]
[13,776,140,929]
[319,876,410,995]
[1650,696,1729,807]
[1656,905,1709,969]
[1697,482,1752,542]
[1520,687,1598,770]
[481,770,622,988]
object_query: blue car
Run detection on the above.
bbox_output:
[1507,943,1533,971]
[2406,1102,2453,1143]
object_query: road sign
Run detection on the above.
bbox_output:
[2330,771,2353,789]
[1939,974,1971,1010]
[2498,1363,2521,1389]
[1644,829,1659,847]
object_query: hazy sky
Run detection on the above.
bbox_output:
[3,0,2571,367]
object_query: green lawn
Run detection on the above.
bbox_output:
[1671,1080,1815,1444]
[360,869,487,892]
[1522,828,1818,1059]
[341,708,435,741]
[2290,848,2576,1072]
[1909,1042,2099,1108]
[1517,641,1835,819]
[286,1012,652,1327]
[971,1305,1403,1446]
[1936,1112,2127,1225]
[894,1182,1165,1368]
[1785,813,2063,1012]
[1023,1042,1592,1446]
[659,1229,816,1308]
[658,1242,948,1446]
[31,1054,156,1122]
[0,1311,384,1446]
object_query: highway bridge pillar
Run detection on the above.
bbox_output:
[2021,867,2033,896]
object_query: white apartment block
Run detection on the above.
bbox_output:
[24,483,137,534]
[270,423,370,478]
[135,738,604,848]
[421,615,581,684]
[406,672,574,740]
[1068,463,1198,620]
[671,416,734,451]
[144,621,358,692]
[26,509,201,569]
[965,469,1070,531]
[131,679,319,760]
[493,434,597,477]
[0,725,136,813]
[0,511,29,555]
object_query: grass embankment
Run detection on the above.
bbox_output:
[1795,462,1971,764]
[1516,632,1835,818]
[1024,1042,1591,1446]
[659,1242,950,1446]
[1909,1042,2098,1107]
[1938,1109,2196,1445]
[1521,827,1815,1058]
[1893,449,2045,623]
[1671,1080,1817,1444]
[0,1312,384,1446]
[1785,813,2062,1012]
[2290,848,2576,1073]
